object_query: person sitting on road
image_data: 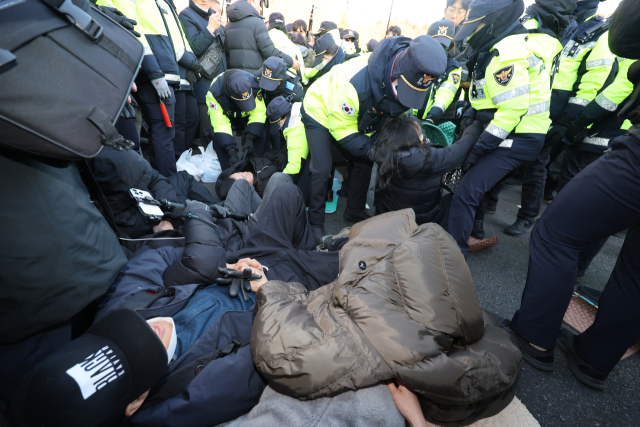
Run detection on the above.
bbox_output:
[370,116,483,227]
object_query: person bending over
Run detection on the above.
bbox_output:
[370,116,483,227]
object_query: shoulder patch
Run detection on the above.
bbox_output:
[493,65,514,86]
[208,101,219,111]
[341,101,355,117]
[256,91,264,101]
[451,73,460,84]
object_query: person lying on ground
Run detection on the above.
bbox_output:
[370,116,483,227]
[215,157,279,201]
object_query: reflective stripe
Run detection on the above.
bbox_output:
[486,124,510,139]
[474,78,486,88]
[144,47,153,55]
[499,139,513,148]
[583,136,610,146]
[432,101,446,111]
[176,47,185,62]
[527,55,542,68]
[595,93,618,111]
[525,101,550,116]
[165,74,180,82]
[180,79,190,86]
[586,59,615,68]
[568,97,589,106]
[491,84,530,105]
[439,82,457,92]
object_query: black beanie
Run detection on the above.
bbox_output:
[12,310,167,427]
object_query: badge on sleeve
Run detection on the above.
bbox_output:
[493,65,514,86]
[208,101,219,111]
[452,73,461,84]
[341,101,355,117]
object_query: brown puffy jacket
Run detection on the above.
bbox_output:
[251,210,522,426]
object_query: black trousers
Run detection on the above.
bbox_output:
[557,145,603,193]
[174,90,199,156]
[306,126,372,227]
[197,103,214,147]
[511,135,640,374]
[135,81,177,177]
[516,144,553,222]
[449,149,523,256]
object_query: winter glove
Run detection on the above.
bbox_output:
[544,124,568,147]
[227,148,240,166]
[178,199,211,216]
[462,150,480,173]
[120,102,136,120]
[98,6,140,37]
[151,77,172,101]
[243,133,256,155]
[565,115,592,145]
[216,267,262,302]
[208,203,230,219]
[186,70,199,84]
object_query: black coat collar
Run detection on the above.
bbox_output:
[189,0,211,19]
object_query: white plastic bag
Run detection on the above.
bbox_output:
[176,148,204,181]
[201,142,222,183]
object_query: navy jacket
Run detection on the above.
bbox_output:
[179,1,227,103]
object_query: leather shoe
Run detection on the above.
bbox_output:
[471,219,485,239]
[499,318,555,371]
[557,330,607,390]
[504,218,534,236]
[343,208,371,223]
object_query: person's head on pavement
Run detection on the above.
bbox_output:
[390,35,447,109]
[386,25,401,38]
[226,72,257,112]
[444,0,471,26]
[312,21,337,38]
[12,310,168,427]
[453,0,524,51]
[267,12,286,32]
[258,57,289,92]
[428,19,456,51]
[312,33,340,68]
[267,96,293,133]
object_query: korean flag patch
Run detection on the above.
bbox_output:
[341,101,355,117]
[493,65,514,86]
[208,101,219,111]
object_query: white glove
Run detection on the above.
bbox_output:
[151,77,172,100]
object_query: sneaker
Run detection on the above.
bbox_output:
[319,227,351,251]
[471,220,485,239]
[543,190,555,201]
[343,208,371,223]
[556,330,608,390]
[337,179,350,197]
[498,318,555,371]
[504,218,534,236]
[326,189,334,202]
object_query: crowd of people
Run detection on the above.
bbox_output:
[1,0,640,425]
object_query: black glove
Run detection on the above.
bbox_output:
[544,124,568,147]
[458,115,475,135]
[227,148,240,166]
[565,115,592,145]
[119,103,136,120]
[462,150,480,173]
[209,204,230,219]
[186,70,199,84]
[99,6,141,37]
[243,133,256,155]
[461,119,484,139]
[177,199,211,216]
[192,64,205,75]
[216,267,262,302]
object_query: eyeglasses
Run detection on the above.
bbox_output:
[446,7,467,16]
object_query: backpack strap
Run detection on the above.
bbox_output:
[41,0,103,41]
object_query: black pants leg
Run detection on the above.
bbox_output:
[306,126,334,227]
[511,138,640,358]
[197,103,213,147]
[518,144,552,222]
[449,149,523,256]
[346,157,373,212]
[174,90,187,157]
[475,180,505,222]
[557,146,603,193]
[185,91,199,151]
[115,116,140,150]
[135,82,177,177]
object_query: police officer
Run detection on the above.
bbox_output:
[341,29,359,60]
[447,0,561,256]
[302,35,446,239]
[506,0,640,389]
[311,21,341,44]
[503,6,614,236]
[304,33,346,87]
[267,96,309,183]
[268,13,308,84]
[415,20,462,125]
[206,71,266,169]
[258,57,304,105]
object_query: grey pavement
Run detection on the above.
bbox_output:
[324,180,639,427]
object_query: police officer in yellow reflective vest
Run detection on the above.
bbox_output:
[447,0,561,256]
[206,71,266,169]
[267,96,309,184]
[415,19,462,124]
[302,36,446,240]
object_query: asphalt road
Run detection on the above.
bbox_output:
[324,181,639,427]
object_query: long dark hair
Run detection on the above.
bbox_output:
[370,116,430,190]
[290,32,306,46]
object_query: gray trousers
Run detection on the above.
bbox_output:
[224,173,293,223]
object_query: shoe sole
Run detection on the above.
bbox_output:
[521,352,555,371]
[556,339,606,390]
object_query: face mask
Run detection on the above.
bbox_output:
[342,41,355,54]
[150,316,177,364]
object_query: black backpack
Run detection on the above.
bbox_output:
[0,0,143,160]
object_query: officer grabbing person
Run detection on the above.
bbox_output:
[258,57,304,105]
[446,0,562,256]
[206,70,266,169]
[414,19,462,125]
[302,35,446,240]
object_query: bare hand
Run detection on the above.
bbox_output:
[291,59,302,70]
[153,220,174,233]
[387,381,427,427]
[234,258,268,292]
[207,13,220,32]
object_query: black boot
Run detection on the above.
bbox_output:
[343,207,371,223]
[557,330,608,390]
[471,220,485,239]
[504,218,534,236]
[337,179,350,196]
[498,317,555,371]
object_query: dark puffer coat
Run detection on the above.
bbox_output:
[224,1,293,73]
[251,210,523,426]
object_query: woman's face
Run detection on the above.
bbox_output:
[444,0,468,26]
[230,171,255,185]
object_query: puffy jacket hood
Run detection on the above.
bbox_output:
[525,0,577,39]
[396,146,428,179]
[251,210,522,425]
[228,1,259,22]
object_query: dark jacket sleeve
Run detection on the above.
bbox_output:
[253,20,293,66]
[429,132,478,175]
[143,165,180,203]
[179,12,216,57]
[163,209,227,287]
